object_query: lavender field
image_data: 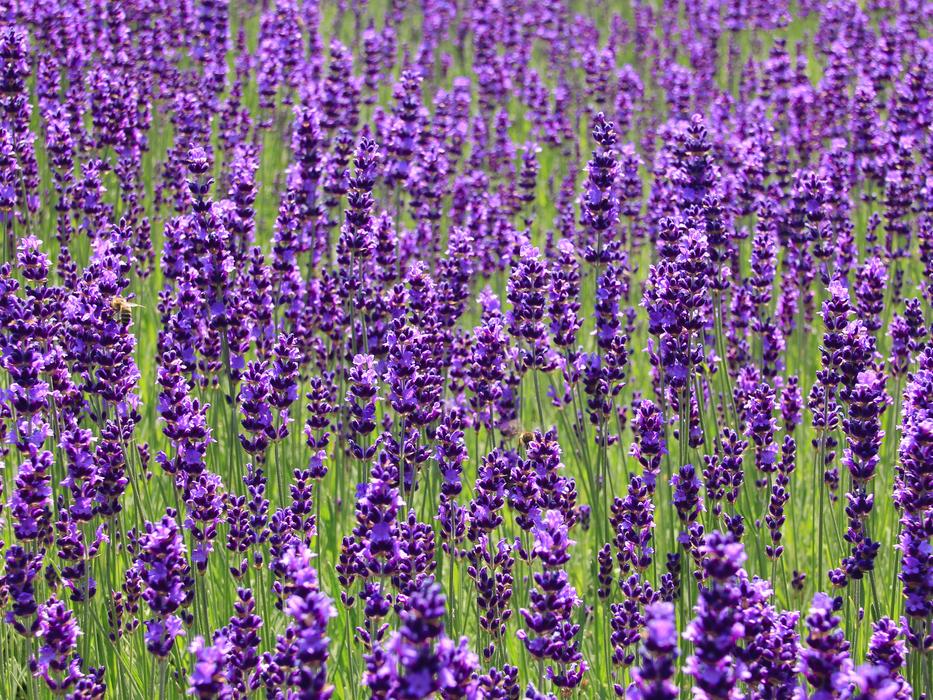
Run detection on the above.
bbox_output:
[0,0,931,698]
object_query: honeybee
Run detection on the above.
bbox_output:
[499,420,537,448]
[109,295,142,325]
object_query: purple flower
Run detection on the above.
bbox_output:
[846,665,904,700]
[765,436,796,560]
[626,602,678,700]
[744,381,778,483]
[187,634,230,699]
[10,445,53,545]
[337,137,379,275]
[55,512,107,602]
[386,70,423,187]
[345,354,379,462]
[508,244,556,373]
[344,458,403,582]
[780,375,802,433]
[225,587,263,695]
[3,544,43,636]
[517,510,586,690]
[136,510,193,657]
[611,474,655,575]
[548,239,582,350]
[799,593,853,699]
[683,532,748,699]
[156,349,213,484]
[468,306,510,432]
[238,360,274,461]
[671,465,704,539]
[855,257,887,332]
[280,543,336,700]
[866,617,912,698]
[629,399,666,490]
[184,471,224,573]
[304,373,335,456]
[895,348,933,645]
[364,581,478,699]
[467,535,514,658]
[834,369,888,585]
[674,115,715,214]
[31,596,83,694]
[476,665,519,699]
[580,112,620,264]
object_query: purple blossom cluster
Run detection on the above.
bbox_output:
[0,1,931,698]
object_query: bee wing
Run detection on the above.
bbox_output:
[499,419,520,437]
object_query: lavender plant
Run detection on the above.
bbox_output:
[0,1,930,698]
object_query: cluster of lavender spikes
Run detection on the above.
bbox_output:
[0,0,931,698]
